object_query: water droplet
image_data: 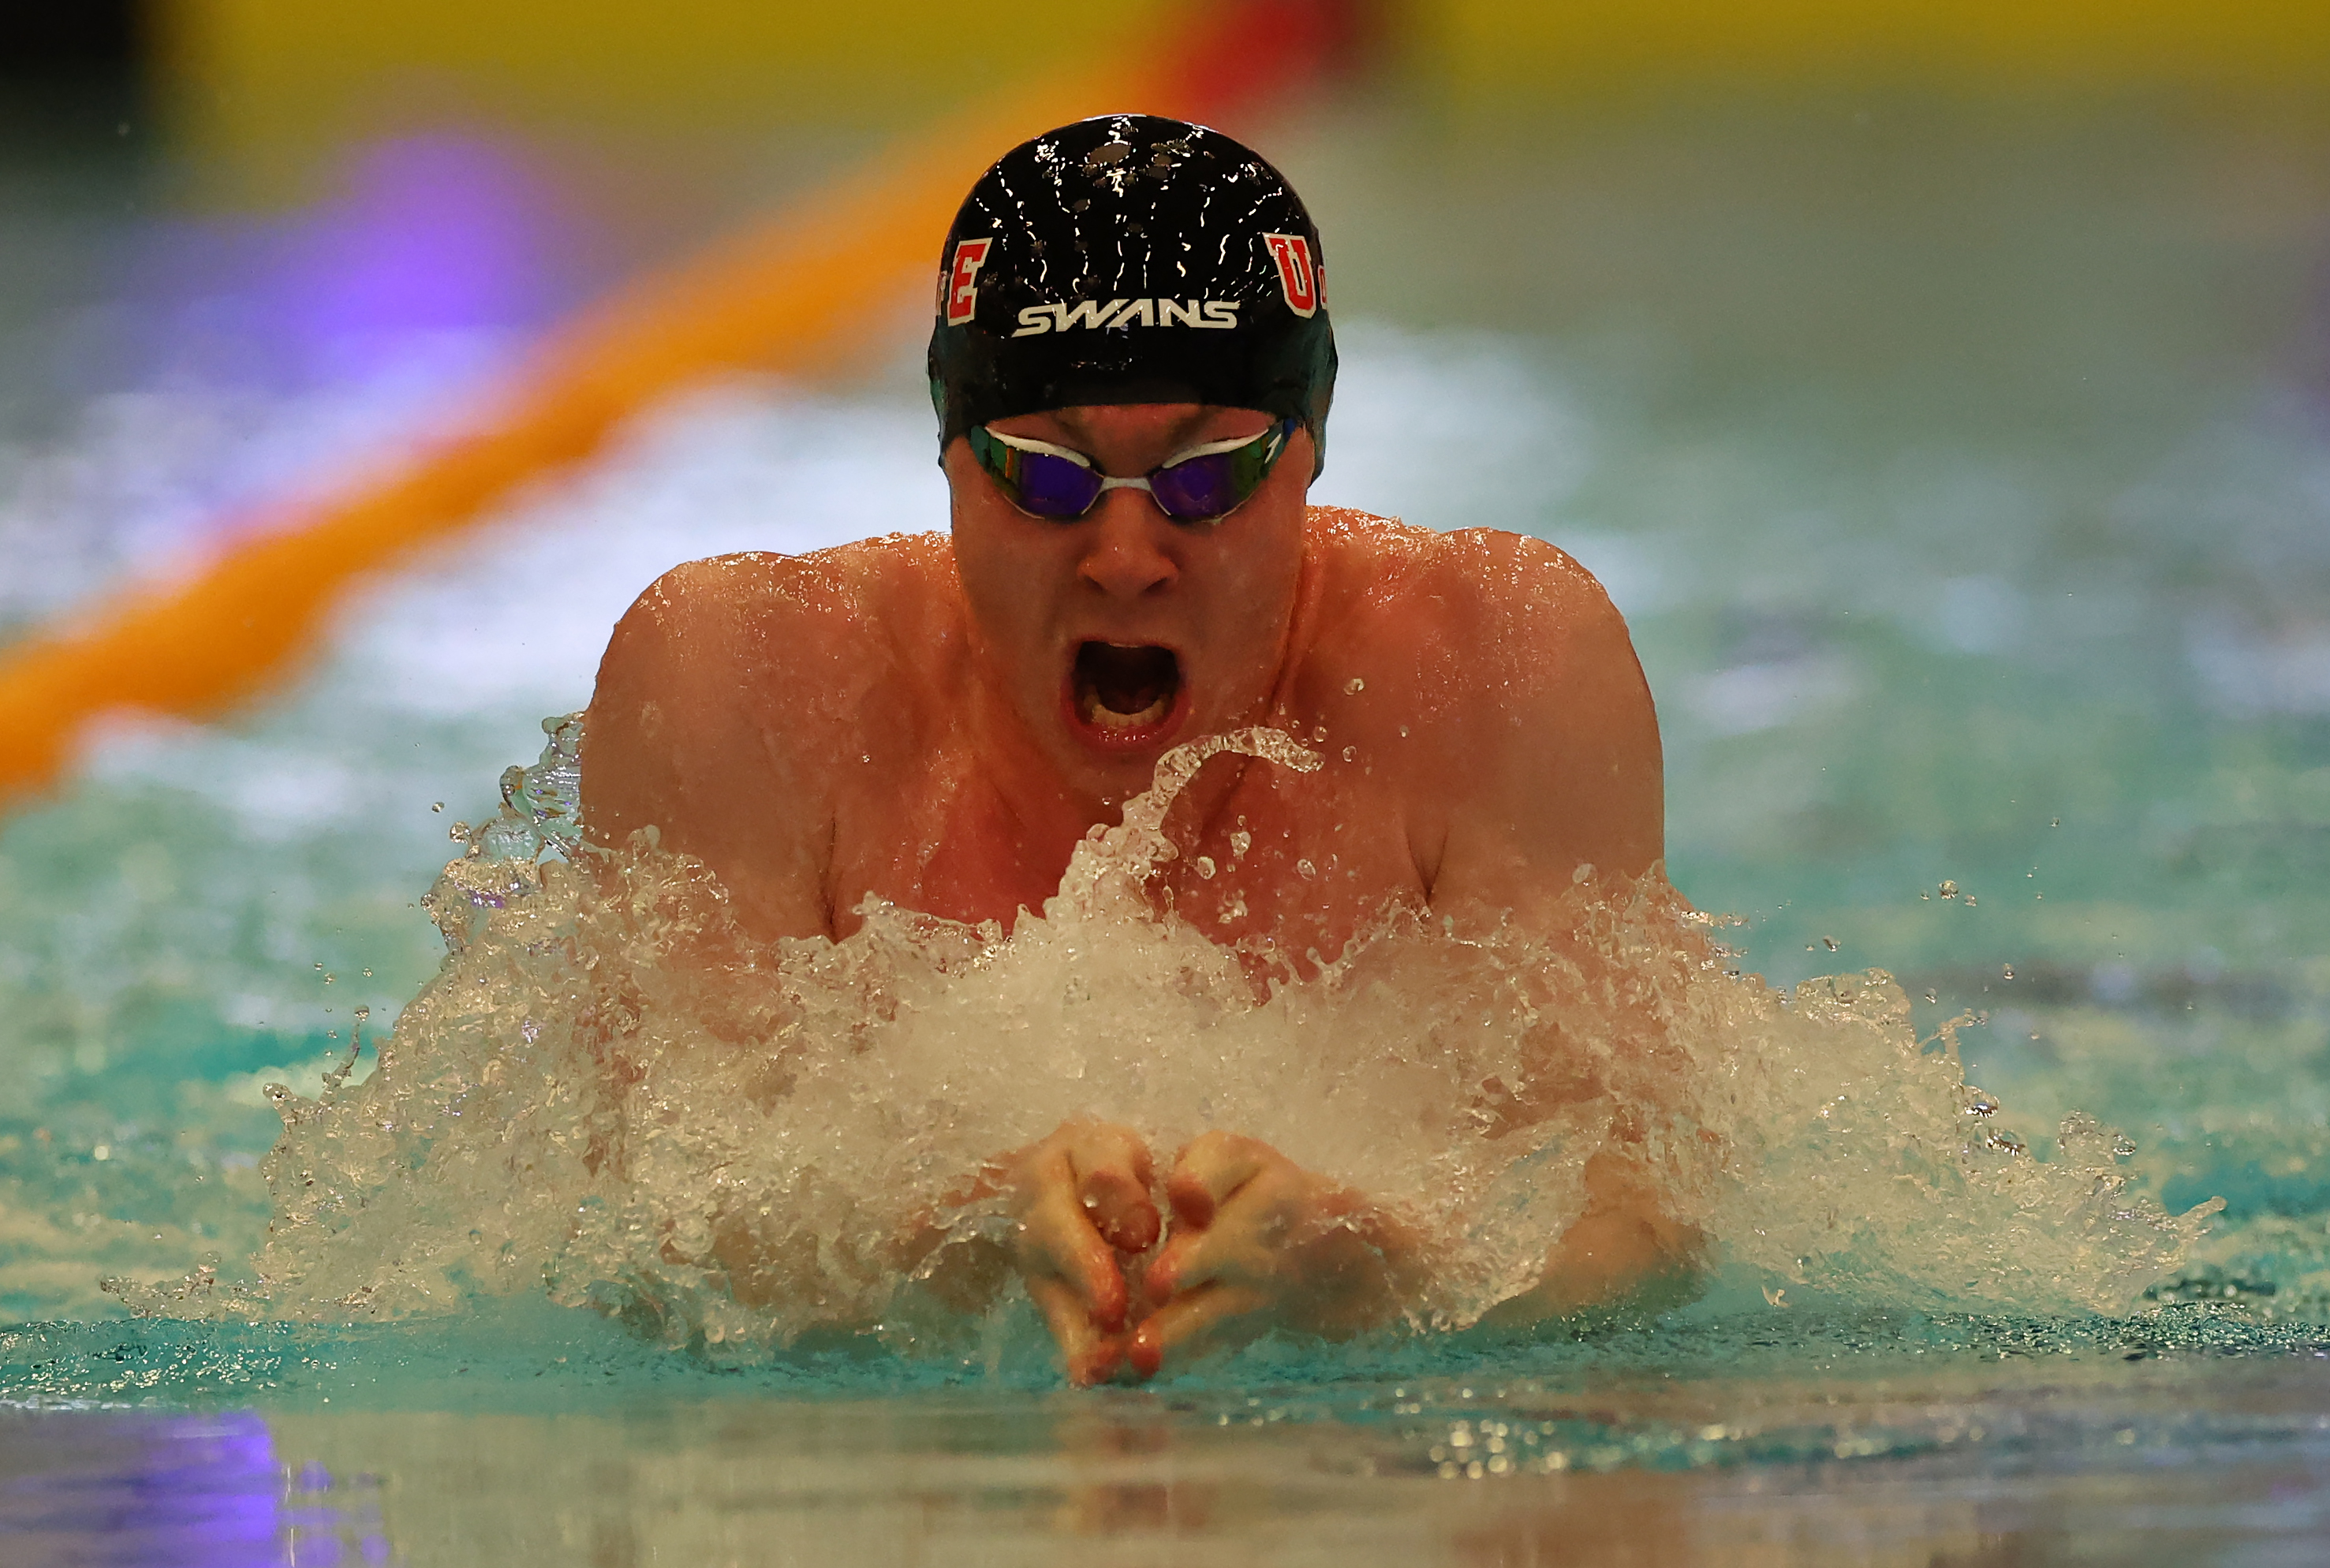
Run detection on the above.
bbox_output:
[1924,989,1938,1004]
[313,962,324,971]
[323,973,335,985]
[431,802,445,812]
[1230,831,1251,858]
[1341,745,1357,763]
[1296,858,1316,879]
[1398,725,1410,738]
[1345,677,1365,695]
[2002,964,2014,980]
[1939,880,1958,899]
[1821,936,1839,952]
[361,969,372,978]
[1195,855,1216,879]
[2050,817,2060,828]
[1964,894,1977,907]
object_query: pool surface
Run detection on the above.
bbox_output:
[5,90,2330,1561]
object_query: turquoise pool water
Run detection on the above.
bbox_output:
[4,95,2330,1560]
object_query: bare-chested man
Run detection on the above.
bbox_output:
[583,114,1695,1383]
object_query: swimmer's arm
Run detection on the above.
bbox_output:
[1419,532,1666,900]
[1421,537,1705,1317]
[1478,1152,1704,1328]
[582,555,838,943]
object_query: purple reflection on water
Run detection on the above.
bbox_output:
[99,130,565,397]
[278,134,554,375]
[0,1408,283,1566]
[39,130,577,566]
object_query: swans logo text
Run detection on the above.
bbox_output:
[1011,298,1242,337]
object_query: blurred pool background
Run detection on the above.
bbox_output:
[5,2,2330,1561]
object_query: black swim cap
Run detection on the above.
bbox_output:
[928,114,1336,477]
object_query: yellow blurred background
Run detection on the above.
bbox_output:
[151,0,2330,204]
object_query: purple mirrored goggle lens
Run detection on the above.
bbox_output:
[969,420,1293,523]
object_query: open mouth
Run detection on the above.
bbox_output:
[1067,641,1183,742]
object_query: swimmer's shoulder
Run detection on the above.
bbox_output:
[584,536,958,879]
[1301,508,1626,655]
[1425,525,1626,638]
[607,532,957,680]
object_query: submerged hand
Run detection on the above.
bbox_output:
[1129,1132,1419,1379]
[996,1118,1160,1386]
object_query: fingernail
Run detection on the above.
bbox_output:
[1128,1332,1163,1379]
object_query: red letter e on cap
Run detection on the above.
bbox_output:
[945,238,993,327]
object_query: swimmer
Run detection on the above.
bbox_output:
[584,114,1697,1383]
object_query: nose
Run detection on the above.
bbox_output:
[1076,490,1180,599]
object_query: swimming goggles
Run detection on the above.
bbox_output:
[968,417,1294,523]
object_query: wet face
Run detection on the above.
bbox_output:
[946,403,1312,804]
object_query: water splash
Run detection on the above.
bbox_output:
[111,719,2219,1348]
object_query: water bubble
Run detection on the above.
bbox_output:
[361,969,372,978]
[1964,895,1977,908]
[1924,989,1938,1004]
[1229,830,1251,858]
[354,1006,372,1021]
[1345,677,1365,695]
[1194,856,1217,879]
[431,803,445,813]
[1821,936,1839,952]
[1398,726,1410,738]
[1341,746,1357,763]
[2050,817,2060,828]
[1939,880,1959,900]
[2002,964,2014,980]
[1296,858,1316,879]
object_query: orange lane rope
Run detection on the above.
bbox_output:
[0,0,1351,812]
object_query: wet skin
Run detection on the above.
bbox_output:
[583,403,1695,1382]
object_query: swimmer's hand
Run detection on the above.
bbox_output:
[1129,1133,1423,1380]
[995,1118,1161,1387]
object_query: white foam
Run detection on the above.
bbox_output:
[131,723,2216,1349]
